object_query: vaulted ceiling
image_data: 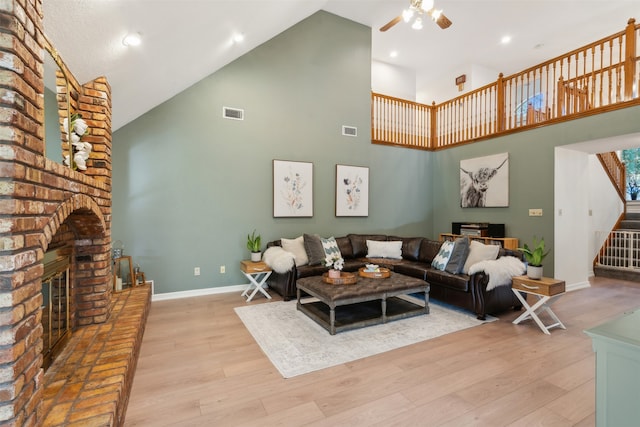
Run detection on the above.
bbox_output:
[43,1,639,131]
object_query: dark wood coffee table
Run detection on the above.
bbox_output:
[296,272,429,335]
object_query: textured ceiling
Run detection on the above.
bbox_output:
[43,1,639,131]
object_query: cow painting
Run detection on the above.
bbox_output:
[460,153,509,207]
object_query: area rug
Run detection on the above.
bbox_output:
[234,299,495,378]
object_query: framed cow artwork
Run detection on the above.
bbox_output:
[460,152,509,208]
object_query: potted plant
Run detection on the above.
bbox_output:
[247,229,262,262]
[324,255,345,278]
[518,237,550,280]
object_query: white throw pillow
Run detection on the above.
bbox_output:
[366,240,402,259]
[281,236,308,267]
[462,240,501,274]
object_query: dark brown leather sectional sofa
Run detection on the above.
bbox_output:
[266,233,523,320]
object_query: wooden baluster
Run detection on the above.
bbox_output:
[624,18,637,100]
[496,73,505,132]
[608,39,614,105]
[616,35,623,103]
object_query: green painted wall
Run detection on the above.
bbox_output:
[113,9,640,294]
[112,11,433,294]
[432,106,640,276]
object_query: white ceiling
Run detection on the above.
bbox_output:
[43,0,639,131]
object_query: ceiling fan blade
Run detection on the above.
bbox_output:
[435,12,452,29]
[380,15,402,32]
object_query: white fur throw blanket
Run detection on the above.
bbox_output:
[262,246,296,274]
[468,256,526,291]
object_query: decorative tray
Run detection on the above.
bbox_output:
[322,271,357,285]
[358,267,391,279]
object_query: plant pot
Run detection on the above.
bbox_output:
[527,265,543,280]
[250,251,262,262]
[328,269,341,279]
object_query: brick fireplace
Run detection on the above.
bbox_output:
[0,1,123,424]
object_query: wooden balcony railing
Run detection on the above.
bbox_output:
[372,18,640,150]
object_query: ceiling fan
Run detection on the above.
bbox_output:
[380,0,452,32]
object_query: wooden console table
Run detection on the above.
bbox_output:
[439,233,518,250]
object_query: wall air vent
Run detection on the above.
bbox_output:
[223,106,244,120]
[342,125,357,137]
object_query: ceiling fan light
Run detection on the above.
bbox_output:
[402,9,414,23]
[430,9,442,20]
[421,0,434,12]
[412,17,423,30]
[122,32,142,47]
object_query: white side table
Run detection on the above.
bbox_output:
[511,275,566,335]
[240,261,272,302]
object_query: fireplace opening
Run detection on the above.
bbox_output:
[42,248,71,371]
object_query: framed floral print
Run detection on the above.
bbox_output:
[335,164,369,217]
[273,160,313,217]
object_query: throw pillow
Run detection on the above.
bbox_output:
[281,236,308,267]
[303,233,325,266]
[320,236,342,263]
[431,240,455,271]
[366,240,403,259]
[462,240,501,274]
[445,236,471,274]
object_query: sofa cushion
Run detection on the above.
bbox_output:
[296,264,327,279]
[303,233,325,266]
[393,261,429,281]
[445,236,470,274]
[281,236,308,267]
[462,240,500,274]
[388,236,423,261]
[335,236,353,259]
[348,234,387,258]
[431,240,455,271]
[426,269,471,292]
[366,240,402,259]
[418,239,443,264]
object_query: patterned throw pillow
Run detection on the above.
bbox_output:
[320,236,342,262]
[431,240,455,271]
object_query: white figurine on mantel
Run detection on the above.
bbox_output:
[63,114,92,170]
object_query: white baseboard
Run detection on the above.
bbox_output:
[567,280,591,292]
[151,283,248,301]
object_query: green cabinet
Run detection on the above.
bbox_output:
[585,308,640,426]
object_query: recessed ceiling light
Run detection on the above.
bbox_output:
[122,32,142,47]
[233,33,245,43]
[501,35,512,45]
[390,51,398,58]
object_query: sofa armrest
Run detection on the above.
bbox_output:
[469,270,522,320]
[266,265,298,301]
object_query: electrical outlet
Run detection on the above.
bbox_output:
[529,208,543,217]
[220,265,226,274]
[194,267,200,276]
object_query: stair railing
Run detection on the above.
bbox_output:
[597,152,627,204]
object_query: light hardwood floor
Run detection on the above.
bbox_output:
[124,277,640,426]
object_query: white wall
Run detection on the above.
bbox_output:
[555,136,632,289]
[371,60,416,101]
[555,147,591,288]
[588,155,625,274]
[417,63,500,105]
